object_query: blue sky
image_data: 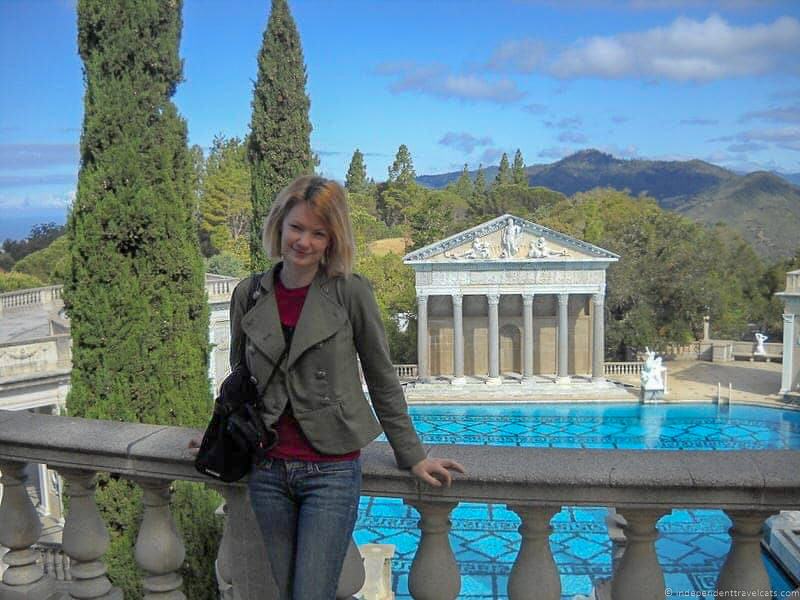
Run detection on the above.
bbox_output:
[1,0,799,240]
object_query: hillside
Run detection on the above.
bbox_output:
[417,149,798,260]
[676,171,800,260]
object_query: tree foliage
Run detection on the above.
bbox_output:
[345,148,368,193]
[199,135,251,263]
[512,149,526,185]
[2,222,66,263]
[66,2,218,596]
[12,235,71,284]
[387,144,416,186]
[534,188,779,358]
[495,153,511,185]
[247,0,313,270]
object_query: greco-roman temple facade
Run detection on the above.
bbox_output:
[403,214,619,384]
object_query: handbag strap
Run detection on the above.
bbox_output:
[237,272,262,367]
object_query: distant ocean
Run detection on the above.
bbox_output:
[0,209,69,242]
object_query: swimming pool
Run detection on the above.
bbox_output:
[355,402,800,599]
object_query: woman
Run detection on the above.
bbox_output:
[229,175,464,599]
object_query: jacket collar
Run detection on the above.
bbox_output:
[243,263,347,370]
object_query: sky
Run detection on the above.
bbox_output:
[1,0,799,240]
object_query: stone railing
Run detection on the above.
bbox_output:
[0,285,63,315]
[603,361,643,376]
[1,409,798,599]
[394,364,418,380]
[0,276,239,316]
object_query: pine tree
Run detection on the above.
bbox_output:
[66,2,218,596]
[387,144,416,186]
[512,148,527,185]
[452,163,473,202]
[247,0,314,270]
[468,164,489,218]
[345,148,367,193]
[495,152,511,185]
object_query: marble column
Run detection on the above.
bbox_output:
[487,294,501,383]
[522,294,534,380]
[557,293,570,383]
[592,294,605,380]
[452,294,465,384]
[417,294,429,382]
[781,313,795,394]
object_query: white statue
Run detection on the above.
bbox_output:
[459,237,491,259]
[501,218,521,258]
[640,347,665,391]
[754,332,768,356]
[528,236,568,258]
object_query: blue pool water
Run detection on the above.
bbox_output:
[355,403,800,599]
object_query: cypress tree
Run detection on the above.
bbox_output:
[66,2,218,596]
[248,0,314,270]
[512,148,527,185]
[495,152,511,185]
[345,148,368,193]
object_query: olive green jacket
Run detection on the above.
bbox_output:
[229,266,426,469]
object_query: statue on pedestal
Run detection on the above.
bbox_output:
[640,347,666,400]
[754,332,768,356]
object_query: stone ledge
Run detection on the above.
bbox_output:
[1,409,798,511]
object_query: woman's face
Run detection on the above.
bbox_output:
[280,202,330,273]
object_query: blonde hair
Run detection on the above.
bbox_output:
[262,175,355,278]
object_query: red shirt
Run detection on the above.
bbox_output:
[265,277,360,462]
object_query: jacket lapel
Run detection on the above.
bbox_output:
[287,271,348,370]
[240,268,286,365]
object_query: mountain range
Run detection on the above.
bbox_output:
[417,149,800,261]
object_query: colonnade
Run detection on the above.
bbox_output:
[416,291,606,383]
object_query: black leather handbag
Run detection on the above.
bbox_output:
[195,273,281,482]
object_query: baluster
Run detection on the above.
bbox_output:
[405,500,460,600]
[0,460,55,598]
[507,505,561,600]
[716,510,773,594]
[60,469,121,599]
[134,479,186,599]
[610,509,666,600]
[336,539,366,599]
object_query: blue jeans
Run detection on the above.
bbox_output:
[248,457,362,600]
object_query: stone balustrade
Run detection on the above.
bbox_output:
[603,361,643,376]
[394,364,418,380]
[0,276,239,316]
[1,409,799,599]
[0,285,63,315]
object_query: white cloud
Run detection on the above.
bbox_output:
[559,131,589,143]
[543,116,583,129]
[484,38,547,73]
[0,189,75,210]
[438,132,494,154]
[0,143,79,170]
[550,15,800,82]
[522,103,548,114]
[740,105,800,124]
[480,147,506,164]
[376,62,525,103]
[680,118,719,125]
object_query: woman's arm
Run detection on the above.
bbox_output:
[343,275,465,482]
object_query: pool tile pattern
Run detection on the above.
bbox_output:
[358,404,798,599]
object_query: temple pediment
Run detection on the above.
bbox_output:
[403,214,619,264]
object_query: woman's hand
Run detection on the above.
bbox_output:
[410,457,466,487]
[187,436,202,456]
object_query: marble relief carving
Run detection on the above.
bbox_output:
[418,269,605,287]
